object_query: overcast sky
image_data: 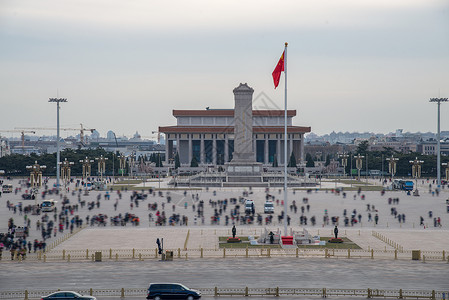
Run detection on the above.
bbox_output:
[1,0,448,140]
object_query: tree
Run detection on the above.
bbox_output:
[174,152,180,169]
[288,152,297,167]
[190,155,199,167]
[156,153,163,167]
[325,154,331,166]
[305,153,315,167]
[357,140,369,155]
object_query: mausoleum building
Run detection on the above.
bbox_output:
[159,83,311,167]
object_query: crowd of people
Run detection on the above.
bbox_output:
[1,176,448,260]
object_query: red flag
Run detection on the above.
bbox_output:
[272,51,284,89]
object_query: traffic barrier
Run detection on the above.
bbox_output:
[3,247,449,263]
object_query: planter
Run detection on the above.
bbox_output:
[328,238,344,243]
[227,237,241,243]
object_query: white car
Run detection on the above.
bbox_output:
[245,199,254,214]
[264,201,274,213]
[41,291,96,300]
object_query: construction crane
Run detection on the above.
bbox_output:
[0,130,36,152]
[16,123,95,146]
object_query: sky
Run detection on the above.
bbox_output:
[1,0,448,140]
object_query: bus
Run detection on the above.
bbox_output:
[2,184,13,193]
[392,180,414,191]
[41,199,57,212]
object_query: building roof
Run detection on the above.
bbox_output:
[159,126,311,134]
[172,109,297,117]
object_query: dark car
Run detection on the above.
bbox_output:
[147,283,201,300]
[22,193,35,200]
[41,291,96,300]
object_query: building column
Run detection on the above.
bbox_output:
[176,134,180,157]
[165,139,170,164]
[200,135,205,164]
[264,135,269,165]
[289,134,293,162]
[224,135,229,163]
[300,134,305,164]
[253,135,256,161]
[212,135,217,165]
[276,137,281,165]
[188,135,192,165]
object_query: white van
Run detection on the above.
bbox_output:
[41,199,57,212]
[264,201,274,213]
[2,184,13,193]
[245,199,254,214]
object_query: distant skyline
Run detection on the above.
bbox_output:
[1,0,448,137]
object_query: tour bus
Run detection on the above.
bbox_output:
[392,179,414,191]
[2,184,13,193]
[41,199,57,212]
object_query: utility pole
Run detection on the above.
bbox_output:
[48,97,67,189]
[429,97,448,192]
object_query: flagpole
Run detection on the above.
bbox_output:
[283,42,288,238]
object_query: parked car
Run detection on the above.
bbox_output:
[244,199,255,214]
[264,200,274,213]
[40,291,96,300]
[147,283,201,300]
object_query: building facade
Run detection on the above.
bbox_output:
[159,106,311,166]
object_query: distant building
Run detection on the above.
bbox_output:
[418,140,449,156]
[106,130,115,141]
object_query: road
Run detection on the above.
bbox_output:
[1,258,448,293]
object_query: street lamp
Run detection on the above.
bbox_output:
[48,97,67,189]
[430,97,448,191]
[119,153,126,176]
[386,155,399,181]
[127,152,135,178]
[59,158,74,191]
[409,157,424,191]
[442,162,448,182]
[26,161,46,189]
[354,154,364,181]
[79,157,94,180]
[339,153,349,177]
[95,155,108,182]
[26,161,46,205]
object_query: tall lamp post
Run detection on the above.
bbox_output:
[60,158,74,192]
[409,157,424,191]
[48,97,67,189]
[354,154,364,181]
[96,155,108,182]
[430,97,448,192]
[386,155,399,181]
[80,157,94,180]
